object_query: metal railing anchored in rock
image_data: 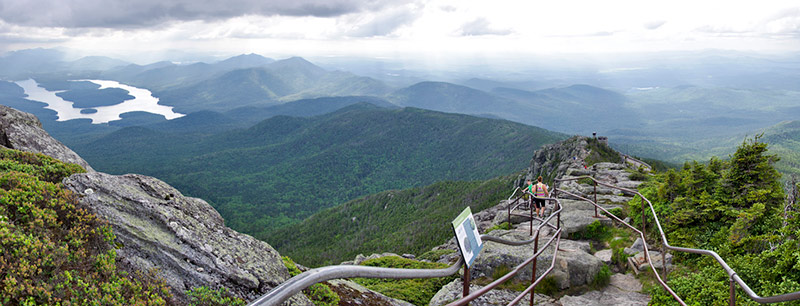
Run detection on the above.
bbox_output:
[554,176,800,306]
[248,188,565,306]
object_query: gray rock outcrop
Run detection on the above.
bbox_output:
[429,279,558,306]
[527,136,589,182]
[0,104,93,171]
[63,172,312,305]
[558,273,650,306]
[327,279,414,306]
[470,229,603,289]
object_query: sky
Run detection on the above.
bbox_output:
[1,0,799,63]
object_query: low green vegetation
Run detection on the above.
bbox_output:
[611,248,630,269]
[602,207,625,219]
[577,177,595,185]
[590,265,611,289]
[418,249,455,262]
[568,220,612,242]
[626,137,800,305]
[271,174,517,266]
[485,221,512,233]
[534,276,560,296]
[0,148,172,305]
[282,256,340,306]
[186,286,245,306]
[585,137,623,166]
[353,256,456,306]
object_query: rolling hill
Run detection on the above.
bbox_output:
[154,57,394,113]
[270,174,518,266]
[70,103,567,241]
[758,120,800,179]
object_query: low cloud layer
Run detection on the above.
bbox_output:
[460,18,511,36]
[0,0,413,28]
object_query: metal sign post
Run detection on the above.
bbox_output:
[452,207,484,302]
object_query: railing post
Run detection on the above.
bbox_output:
[730,276,736,306]
[662,244,667,280]
[557,201,561,230]
[641,197,646,242]
[531,232,539,306]
[530,199,534,236]
[463,263,470,302]
[508,199,511,226]
[593,180,598,217]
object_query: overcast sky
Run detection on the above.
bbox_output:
[1,0,799,63]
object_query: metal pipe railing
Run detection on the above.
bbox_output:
[448,196,563,306]
[556,175,800,305]
[447,228,563,306]
[249,194,564,306]
[248,257,464,306]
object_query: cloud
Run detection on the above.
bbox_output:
[763,7,800,38]
[644,20,666,30]
[0,0,415,28]
[459,18,511,36]
[345,8,420,37]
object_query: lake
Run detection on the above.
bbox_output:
[15,79,184,124]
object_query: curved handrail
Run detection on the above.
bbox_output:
[448,228,563,306]
[554,187,685,305]
[556,175,800,304]
[447,196,563,306]
[248,196,564,306]
[507,186,521,201]
[248,257,465,306]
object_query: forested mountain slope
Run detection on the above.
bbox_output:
[71,104,567,240]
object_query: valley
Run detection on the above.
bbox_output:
[3,48,800,243]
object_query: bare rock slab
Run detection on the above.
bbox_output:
[0,104,93,171]
[558,273,649,306]
[63,172,312,305]
[429,279,558,306]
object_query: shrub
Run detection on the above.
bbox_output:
[485,222,512,233]
[187,286,245,306]
[577,177,595,186]
[628,168,649,181]
[534,276,559,295]
[354,256,457,306]
[418,249,455,261]
[569,220,611,242]
[282,256,340,306]
[602,207,625,219]
[590,265,611,289]
[611,248,630,270]
[0,148,172,305]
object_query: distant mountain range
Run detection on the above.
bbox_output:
[4,47,800,183]
[67,102,567,239]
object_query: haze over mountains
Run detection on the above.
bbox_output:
[2,47,800,243]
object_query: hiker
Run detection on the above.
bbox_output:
[524,179,534,209]
[532,176,549,218]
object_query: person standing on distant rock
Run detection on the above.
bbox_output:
[533,176,550,218]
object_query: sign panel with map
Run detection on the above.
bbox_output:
[452,207,483,268]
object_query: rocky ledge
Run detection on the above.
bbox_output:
[63,172,312,305]
[0,104,93,171]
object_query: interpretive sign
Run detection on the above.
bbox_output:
[452,207,483,268]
